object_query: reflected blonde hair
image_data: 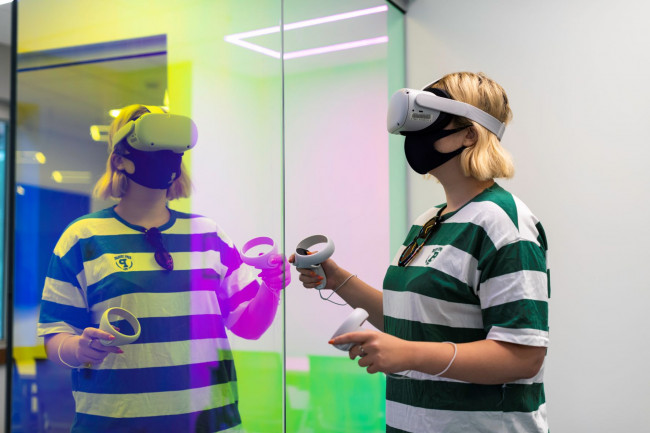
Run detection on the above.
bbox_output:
[93,104,192,200]
[427,72,514,180]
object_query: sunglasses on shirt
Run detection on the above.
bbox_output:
[144,227,174,271]
[398,207,445,267]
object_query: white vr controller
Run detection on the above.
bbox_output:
[330,308,369,351]
[240,237,278,269]
[292,235,335,290]
[99,307,142,346]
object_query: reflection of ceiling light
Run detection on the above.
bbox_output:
[90,125,110,142]
[16,185,25,195]
[51,170,92,184]
[224,5,388,60]
[17,151,47,164]
[109,109,121,118]
[285,37,388,59]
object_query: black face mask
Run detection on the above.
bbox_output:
[404,126,468,175]
[115,142,183,190]
[402,87,469,175]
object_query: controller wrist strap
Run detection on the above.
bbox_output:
[319,273,356,306]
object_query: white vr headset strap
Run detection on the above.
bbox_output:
[112,106,167,148]
[415,92,506,140]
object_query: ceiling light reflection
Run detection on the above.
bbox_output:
[224,5,389,60]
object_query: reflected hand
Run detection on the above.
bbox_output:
[259,254,291,291]
[73,327,124,366]
[329,330,413,374]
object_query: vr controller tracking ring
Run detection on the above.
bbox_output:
[330,308,369,351]
[292,235,335,292]
[240,237,278,270]
[293,235,335,268]
[99,307,141,346]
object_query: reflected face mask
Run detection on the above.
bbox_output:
[116,143,183,190]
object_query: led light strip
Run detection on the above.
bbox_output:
[224,5,388,60]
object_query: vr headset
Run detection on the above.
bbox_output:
[113,105,198,153]
[387,87,506,140]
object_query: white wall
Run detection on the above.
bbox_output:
[405,1,650,431]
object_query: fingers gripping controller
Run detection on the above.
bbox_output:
[292,235,335,290]
[99,307,141,346]
[331,308,369,351]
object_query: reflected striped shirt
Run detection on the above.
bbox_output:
[383,184,550,433]
[38,207,257,433]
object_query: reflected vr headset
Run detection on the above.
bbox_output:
[113,105,198,153]
[387,87,506,140]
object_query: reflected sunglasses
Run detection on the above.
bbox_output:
[398,207,445,267]
[144,227,174,271]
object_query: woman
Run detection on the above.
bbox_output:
[294,72,549,432]
[37,104,288,432]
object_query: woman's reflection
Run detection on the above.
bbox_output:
[37,104,289,432]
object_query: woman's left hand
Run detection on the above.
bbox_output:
[330,330,414,374]
[258,254,291,291]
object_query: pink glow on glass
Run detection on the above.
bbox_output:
[224,5,389,60]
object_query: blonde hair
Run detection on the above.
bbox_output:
[93,104,192,200]
[427,72,514,180]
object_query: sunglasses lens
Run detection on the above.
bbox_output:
[154,249,174,271]
[146,227,173,271]
[399,244,415,264]
[398,216,441,267]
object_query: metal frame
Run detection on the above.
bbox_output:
[4,0,16,431]
[387,0,412,13]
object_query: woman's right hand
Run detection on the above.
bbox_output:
[288,254,341,291]
[71,327,124,366]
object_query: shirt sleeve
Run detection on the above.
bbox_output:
[37,230,92,337]
[478,227,550,348]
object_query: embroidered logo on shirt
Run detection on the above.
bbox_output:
[114,254,133,271]
[425,247,443,265]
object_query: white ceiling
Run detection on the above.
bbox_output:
[0,3,11,46]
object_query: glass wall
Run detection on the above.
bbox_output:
[283,2,404,432]
[7,1,404,432]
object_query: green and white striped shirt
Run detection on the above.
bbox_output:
[384,184,549,433]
